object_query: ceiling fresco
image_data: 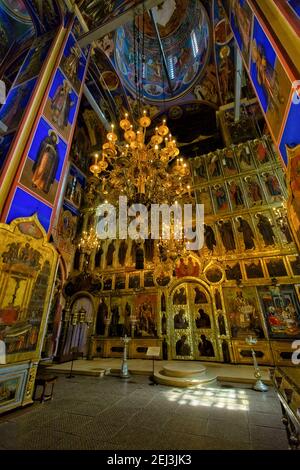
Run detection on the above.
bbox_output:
[78,0,135,29]
[23,0,62,35]
[1,0,31,22]
[113,0,211,102]
[0,0,34,66]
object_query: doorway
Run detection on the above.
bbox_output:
[169,281,218,361]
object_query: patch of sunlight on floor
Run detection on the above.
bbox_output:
[166,385,250,411]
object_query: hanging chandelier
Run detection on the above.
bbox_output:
[78,227,101,254]
[84,9,193,269]
[89,111,190,206]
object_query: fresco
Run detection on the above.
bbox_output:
[0,217,57,357]
[212,1,235,105]
[230,0,253,64]
[92,47,129,121]
[257,285,300,338]
[114,0,211,102]
[52,202,78,273]
[15,34,54,85]
[0,134,14,173]
[23,0,62,35]
[44,68,78,141]
[64,164,85,210]
[280,101,300,165]
[0,78,36,136]
[19,118,67,204]
[6,188,52,232]
[266,258,288,278]
[70,124,92,174]
[250,17,291,140]
[287,143,300,233]
[60,33,87,94]
[2,0,31,21]
[80,0,116,28]
[244,260,264,279]
[223,287,265,339]
[134,294,157,337]
[0,1,34,63]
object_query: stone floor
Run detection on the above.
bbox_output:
[0,374,288,450]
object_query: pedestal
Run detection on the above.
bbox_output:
[120,335,131,379]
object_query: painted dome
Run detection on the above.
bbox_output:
[114,0,211,102]
[1,0,31,23]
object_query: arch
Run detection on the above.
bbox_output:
[168,275,211,298]
[61,291,96,358]
[167,277,219,361]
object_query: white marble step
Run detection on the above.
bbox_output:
[162,363,206,378]
[154,368,217,388]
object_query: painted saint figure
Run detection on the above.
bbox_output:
[109,305,120,337]
[135,243,144,270]
[106,240,115,266]
[264,173,282,197]
[223,148,237,174]
[253,140,269,164]
[193,156,207,181]
[278,218,293,244]
[64,44,81,84]
[229,181,244,207]
[246,177,263,203]
[118,240,128,266]
[194,287,207,304]
[96,298,108,335]
[32,130,59,194]
[256,213,276,246]
[195,309,211,328]
[198,334,214,357]
[218,314,226,335]
[237,217,255,250]
[218,220,236,252]
[176,334,191,356]
[144,238,154,262]
[1,86,26,131]
[94,245,103,268]
[124,302,131,335]
[204,224,217,252]
[173,288,187,305]
[208,153,221,178]
[51,80,74,130]
[174,309,189,329]
[238,145,252,169]
[214,185,228,211]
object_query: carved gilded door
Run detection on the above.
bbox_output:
[170,282,217,361]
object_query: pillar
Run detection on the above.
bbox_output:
[0,15,90,238]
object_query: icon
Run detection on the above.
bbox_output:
[291,80,300,105]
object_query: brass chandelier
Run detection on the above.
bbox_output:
[89,111,190,206]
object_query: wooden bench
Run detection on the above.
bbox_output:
[34,376,58,403]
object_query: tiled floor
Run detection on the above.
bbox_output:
[0,374,288,450]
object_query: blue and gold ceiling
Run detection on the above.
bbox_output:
[113,0,211,102]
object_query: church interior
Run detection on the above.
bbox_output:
[0,0,300,452]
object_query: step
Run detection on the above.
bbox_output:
[154,369,217,388]
[162,363,207,378]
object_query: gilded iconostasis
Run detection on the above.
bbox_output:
[60,124,300,367]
